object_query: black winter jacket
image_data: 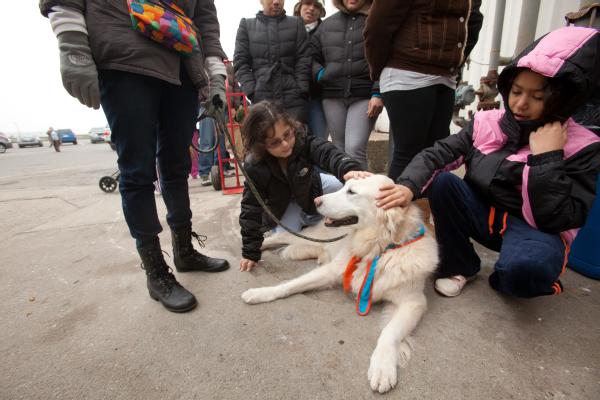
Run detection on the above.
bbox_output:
[311,9,379,99]
[234,12,311,112]
[240,135,361,261]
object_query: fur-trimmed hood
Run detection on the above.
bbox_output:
[332,0,371,15]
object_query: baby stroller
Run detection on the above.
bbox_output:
[99,170,120,193]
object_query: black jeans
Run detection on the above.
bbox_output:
[429,172,566,298]
[99,69,198,248]
[382,84,454,181]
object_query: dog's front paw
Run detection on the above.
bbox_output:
[368,345,398,393]
[241,287,281,304]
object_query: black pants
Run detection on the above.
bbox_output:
[99,69,198,248]
[383,84,454,181]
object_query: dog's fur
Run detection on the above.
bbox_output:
[242,175,438,393]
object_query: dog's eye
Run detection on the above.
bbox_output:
[347,188,356,195]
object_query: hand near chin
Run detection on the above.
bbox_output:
[343,170,373,181]
[375,184,414,209]
[529,121,567,155]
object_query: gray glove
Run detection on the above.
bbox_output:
[57,31,100,109]
[209,73,226,110]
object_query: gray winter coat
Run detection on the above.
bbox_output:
[39,0,226,87]
[233,11,311,114]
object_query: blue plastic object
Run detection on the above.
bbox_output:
[568,173,600,279]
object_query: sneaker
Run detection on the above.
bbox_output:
[223,168,236,177]
[434,275,470,297]
[199,175,211,187]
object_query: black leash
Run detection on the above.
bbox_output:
[202,99,347,244]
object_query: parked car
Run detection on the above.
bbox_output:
[89,126,111,144]
[18,134,43,148]
[0,132,13,153]
[57,129,78,145]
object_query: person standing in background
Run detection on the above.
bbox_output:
[294,0,328,139]
[47,126,61,152]
[234,0,311,123]
[311,0,383,170]
[364,0,483,180]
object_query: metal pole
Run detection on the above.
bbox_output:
[514,0,541,56]
[488,0,507,72]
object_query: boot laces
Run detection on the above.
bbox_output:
[191,231,207,248]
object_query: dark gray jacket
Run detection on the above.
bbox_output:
[233,12,311,113]
[311,5,379,99]
[40,0,226,87]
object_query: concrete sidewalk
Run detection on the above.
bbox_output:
[1,145,598,399]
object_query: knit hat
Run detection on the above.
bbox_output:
[293,0,326,19]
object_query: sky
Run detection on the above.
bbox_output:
[0,1,337,137]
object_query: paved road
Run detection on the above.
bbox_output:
[1,143,598,399]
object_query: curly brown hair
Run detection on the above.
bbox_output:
[241,101,304,161]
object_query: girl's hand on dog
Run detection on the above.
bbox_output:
[240,258,258,272]
[529,121,567,155]
[344,170,372,181]
[376,184,414,209]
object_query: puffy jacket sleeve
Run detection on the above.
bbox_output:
[527,142,600,232]
[233,18,256,100]
[193,0,227,59]
[294,18,311,95]
[305,136,362,181]
[364,0,414,81]
[310,25,324,80]
[39,0,85,17]
[397,121,475,197]
[239,164,268,261]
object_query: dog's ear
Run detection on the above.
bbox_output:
[376,206,405,243]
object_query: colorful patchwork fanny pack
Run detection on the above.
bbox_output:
[126,0,200,56]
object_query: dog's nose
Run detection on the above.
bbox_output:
[314,196,322,207]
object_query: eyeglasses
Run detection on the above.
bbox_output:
[265,128,295,149]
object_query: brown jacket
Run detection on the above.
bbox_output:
[364,0,483,80]
[40,0,226,86]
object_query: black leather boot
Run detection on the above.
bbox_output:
[171,228,230,273]
[138,244,197,313]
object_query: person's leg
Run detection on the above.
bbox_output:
[189,131,199,178]
[308,97,328,140]
[382,86,438,181]
[427,172,501,279]
[99,69,163,248]
[344,98,375,170]
[197,114,216,178]
[100,69,197,312]
[157,74,229,273]
[322,98,348,152]
[490,218,565,298]
[273,201,304,233]
[426,85,454,146]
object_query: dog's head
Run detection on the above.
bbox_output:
[316,175,422,244]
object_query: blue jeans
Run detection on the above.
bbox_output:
[99,69,198,248]
[428,172,566,298]
[308,98,328,140]
[274,173,343,233]
[197,112,230,176]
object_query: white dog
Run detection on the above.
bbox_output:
[241,175,438,393]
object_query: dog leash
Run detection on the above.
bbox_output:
[203,100,347,244]
[343,224,426,316]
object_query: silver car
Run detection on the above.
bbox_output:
[18,134,43,148]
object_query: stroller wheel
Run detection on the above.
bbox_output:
[210,165,222,191]
[99,176,118,193]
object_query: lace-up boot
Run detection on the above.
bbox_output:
[138,244,197,313]
[171,227,230,273]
